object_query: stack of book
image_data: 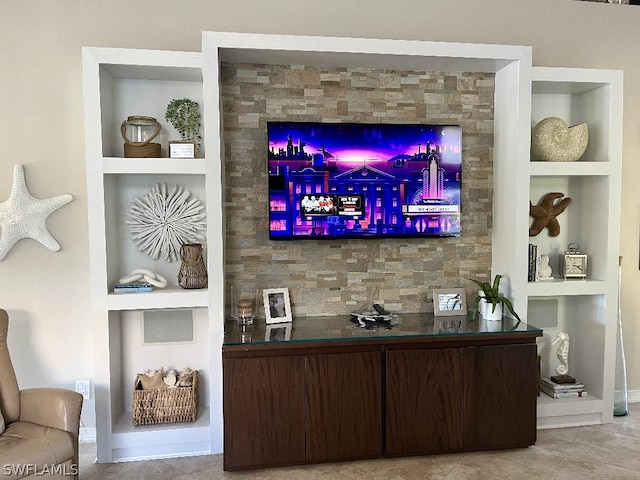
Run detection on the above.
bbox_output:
[113,282,153,294]
[528,244,538,281]
[539,377,587,398]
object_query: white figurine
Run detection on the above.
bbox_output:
[537,254,553,280]
[551,331,570,376]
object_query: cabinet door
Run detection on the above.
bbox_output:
[223,355,306,470]
[463,344,538,450]
[385,349,464,455]
[305,351,382,462]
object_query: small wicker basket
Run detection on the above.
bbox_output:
[132,370,198,426]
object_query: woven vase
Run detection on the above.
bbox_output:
[178,244,208,289]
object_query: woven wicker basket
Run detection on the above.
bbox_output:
[132,370,198,426]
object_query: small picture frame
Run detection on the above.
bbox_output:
[433,288,467,317]
[263,288,292,324]
[265,323,292,342]
[168,141,196,159]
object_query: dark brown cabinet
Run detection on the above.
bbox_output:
[306,351,382,462]
[385,343,539,456]
[385,348,464,455]
[222,355,306,469]
[223,319,541,471]
[223,347,382,470]
[463,344,538,450]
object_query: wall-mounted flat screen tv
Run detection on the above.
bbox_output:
[268,122,462,239]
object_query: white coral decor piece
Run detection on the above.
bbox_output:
[127,183,206,262]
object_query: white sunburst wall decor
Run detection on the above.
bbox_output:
[127,183,206,262]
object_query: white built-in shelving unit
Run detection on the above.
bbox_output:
[83,32,621,463]
[524,67,623,428]
[82,47,223,462]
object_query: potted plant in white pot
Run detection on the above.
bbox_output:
[468,274,520,322]
[165,98,202,157]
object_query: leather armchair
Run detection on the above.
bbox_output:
[0,309,83,479]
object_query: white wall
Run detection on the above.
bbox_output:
[1,0,640,431]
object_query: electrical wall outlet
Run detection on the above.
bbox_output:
[75,380,91,400]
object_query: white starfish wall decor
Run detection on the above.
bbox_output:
[0,164,73,261]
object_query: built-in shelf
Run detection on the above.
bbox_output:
[107,286,209,311]
[526,67,622,428]
[529,161,611,177]
[83,32,622,465]
[111,408,211,462]
[84,45,214,464]
[102,158,207,175]
[526,279,608,296]
[537,395,604,428]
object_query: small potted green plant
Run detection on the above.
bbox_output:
[468,274,520,321]
[165,98,202,157]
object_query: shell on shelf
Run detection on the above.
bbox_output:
[531,117,588,162]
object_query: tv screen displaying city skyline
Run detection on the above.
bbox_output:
[267,122,462,239]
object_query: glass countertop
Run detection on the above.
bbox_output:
[223,313,542,347]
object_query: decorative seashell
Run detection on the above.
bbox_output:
[531,117,588,162]
[178,367,194,387]
[163,369,178,387]
[138,369,166,390]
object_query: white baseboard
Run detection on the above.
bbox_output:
[79,427,97,444]
[627,390,640,404]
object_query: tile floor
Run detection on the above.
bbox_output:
[79,403,640,479]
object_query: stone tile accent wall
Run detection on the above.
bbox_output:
[222,63,494,317]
